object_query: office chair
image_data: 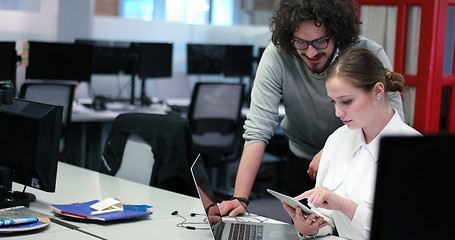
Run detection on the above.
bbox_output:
[99,113,197,197]
[187,82,245,195]
[19,82,76,162]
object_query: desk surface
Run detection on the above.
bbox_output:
[71,98,285,123]
[71,103,170,122]
[10,163,339,240]
[11,162,208,239]
[14,162,204,217]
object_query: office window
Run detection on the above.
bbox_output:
[120,0,159,21]
[119,0,234,25]
[0,0,40,12]
[211,0,234,26]
[185,0,210,24]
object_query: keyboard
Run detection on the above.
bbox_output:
[228,223,264,240]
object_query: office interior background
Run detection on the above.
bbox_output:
[1,0,455,226]
[0,1,454,160]
[0,0,454,182]
[2,0,455,133]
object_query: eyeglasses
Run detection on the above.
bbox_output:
[291,36,331,50]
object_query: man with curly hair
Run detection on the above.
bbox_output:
[219,0,404,217]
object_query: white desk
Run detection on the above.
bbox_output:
[71,102,170,123]
[11,162,207,239]
[9,162,340,240]
[71,98,285,123]
[14,162,204,219]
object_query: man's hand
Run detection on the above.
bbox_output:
[219,199,246,217]
[307,149,322,180]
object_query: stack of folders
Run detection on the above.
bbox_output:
[51,199,152,221]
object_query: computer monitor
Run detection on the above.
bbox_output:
[187,44,226,74]
[371,135,455,239]
[0,92,62,207]
[136,42,173,78]
[26,41,92,81]
[75,39,133,74]
[223,45,253,77]
[0,42,17,81]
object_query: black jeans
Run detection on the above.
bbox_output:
[284,149,316,197]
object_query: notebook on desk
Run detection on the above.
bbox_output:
[190,154,298,240]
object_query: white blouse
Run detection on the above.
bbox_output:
[314,110,421,239]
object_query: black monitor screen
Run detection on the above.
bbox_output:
[0,98,62,192]
[187,44,225,74]
[371,135,455,239]
[75,39,133,74]
[0,42,17,80]
[137,42,173,78]
[223,45,253,76]
[26,41,92,81]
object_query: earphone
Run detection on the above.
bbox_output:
[171,210,210,230]
[171,210,202,217]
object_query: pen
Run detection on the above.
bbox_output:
[0,217,38,226]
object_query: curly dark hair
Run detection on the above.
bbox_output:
[270,0,361,58]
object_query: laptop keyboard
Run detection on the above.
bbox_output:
[228,223,263,240]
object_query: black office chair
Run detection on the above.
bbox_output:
[99,113,197,197]
[19,82,76,162]
[187,82,245,195]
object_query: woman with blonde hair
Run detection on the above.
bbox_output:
[282,47,421,239]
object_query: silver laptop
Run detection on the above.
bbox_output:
[190,154,298,240]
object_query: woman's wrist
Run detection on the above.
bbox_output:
[299,228,319,239]
[339,198,358,220]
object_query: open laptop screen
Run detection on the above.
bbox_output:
[371,135,455,239]
[191,155,224,238]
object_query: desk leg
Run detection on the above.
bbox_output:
[84,122,103,171]
[67,123,85,167]
[68,122,111,171]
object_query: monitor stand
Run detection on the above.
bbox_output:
[0,166,33,209]
[0,190,31,209]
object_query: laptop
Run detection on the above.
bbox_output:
[191,154,298,240]
[371,135,455,239]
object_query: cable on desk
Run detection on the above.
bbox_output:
[50,218,109,240]
[171,210,210,230]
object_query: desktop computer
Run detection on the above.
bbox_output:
[0,81,63,208]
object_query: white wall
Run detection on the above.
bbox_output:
[0,0,59,41]
[0,0,59,94]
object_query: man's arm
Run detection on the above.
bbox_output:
[218,141,266,217]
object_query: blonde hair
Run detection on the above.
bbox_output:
[325,47,404,93]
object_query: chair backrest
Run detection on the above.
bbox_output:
[115,134,155,185]
[19,83,75,128]
[100,113,197,196]
[19,82,75,160]
[187,82,244,136]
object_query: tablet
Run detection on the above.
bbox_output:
[267,189,334,227]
